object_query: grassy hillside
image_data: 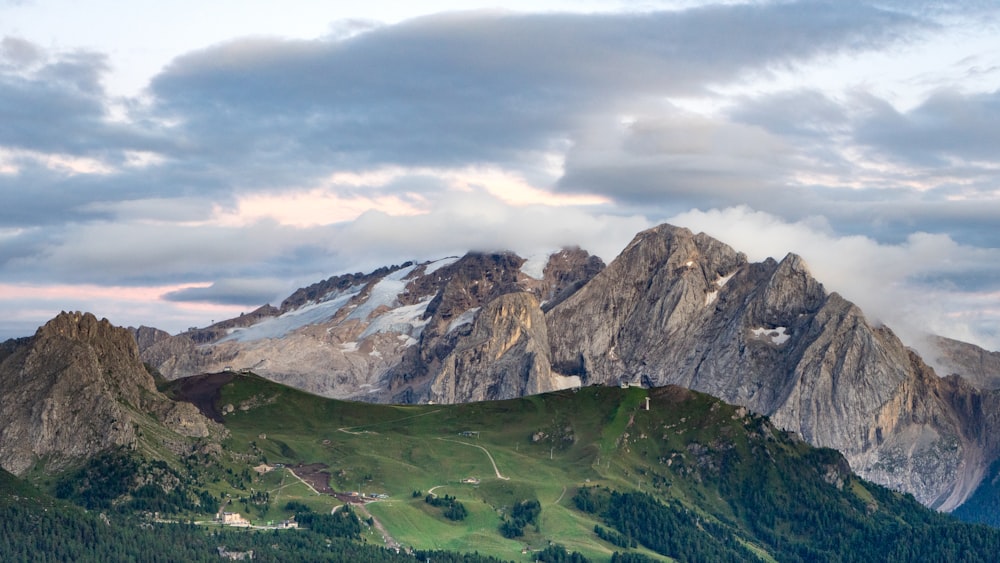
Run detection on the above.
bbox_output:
[204,374,1000,562]
[14,371,1000,562]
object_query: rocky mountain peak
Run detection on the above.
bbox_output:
[760,252,827,321]
[0,311,217,476]
[930,335,1000,390]
[38,311,118,341]
[30,311,155,405]
[538,246,605,310]
[420,251,525,327]
[129,325,172,352]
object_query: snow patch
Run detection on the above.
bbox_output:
[552,374,583,391]
[705,271,737,306]
[424,256,460,276]
[520,250,554,280]
[751,326,790,345]
[447,307,480,334]
[340,342,359,352]
[715,272,736,287]
[219,286,363,342]
[359,298,432,339]
[347,264,418,322]
[685,260,694,268]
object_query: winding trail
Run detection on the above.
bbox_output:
[552,485,567,505]
[435,438,509,480]
[339,409,443,435]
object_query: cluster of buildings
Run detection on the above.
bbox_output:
[216,512,298,529]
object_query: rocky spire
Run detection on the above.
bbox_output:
[0,312,215,475]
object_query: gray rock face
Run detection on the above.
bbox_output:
[545,224,999,510]
[930,335,1000,390]
[427,292,556,403]
[138,250,603,402]
[0,312,217,476]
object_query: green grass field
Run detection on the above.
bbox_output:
[206,376,689,560]
[148,374,919,562]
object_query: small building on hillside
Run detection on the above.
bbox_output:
[219,512,251,527]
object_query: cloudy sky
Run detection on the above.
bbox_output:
[1,0,998,355]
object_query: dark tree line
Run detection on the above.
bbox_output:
[500,498,541,538]
[0,500,517,562]
[425,493,469,521]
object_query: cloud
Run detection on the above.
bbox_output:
[549,83,1000,252]
[854,88,1000,166]
[4,219,318,285]
[162,278,292,306]
[330,191,648,273]
[555,109,798,211]
[146,3,920,172]
[0,282,246,340]
[0,41,119,154]
[1,36,43,67]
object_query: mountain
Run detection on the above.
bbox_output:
[544,224,1000,511]
[7,372,1000,561]
[930,335,1000,390]
[139,247,604,401]
[132,223,1000,511]
[0,311,219,476]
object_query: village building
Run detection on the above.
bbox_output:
[219,512,251,527]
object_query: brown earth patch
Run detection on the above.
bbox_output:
[165,372,235,422]
[292,463,335,495]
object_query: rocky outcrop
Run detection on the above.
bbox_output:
[128,325,172,352]
[0,312,218,476]
[930,335,1000,390]
[137,250,601,402]
[426,292,577,403]
[535,246,606,310]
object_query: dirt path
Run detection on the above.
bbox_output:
[285,467,320,495]
[339,408,443,435]
[435,438,509,480]
[355,504,400,551]
[552,485,567,505]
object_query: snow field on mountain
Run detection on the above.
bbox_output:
[219,286,364,342]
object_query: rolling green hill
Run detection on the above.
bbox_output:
[199,373,1000,562]
[8,371,1000,562]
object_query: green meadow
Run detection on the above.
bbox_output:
[213,376,683,559]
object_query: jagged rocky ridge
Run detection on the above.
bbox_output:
[137,247,602,401]
[0,312,219,476]
[931,335,1000,390]
[545,225,1000,511]
[133,224,1000,510]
